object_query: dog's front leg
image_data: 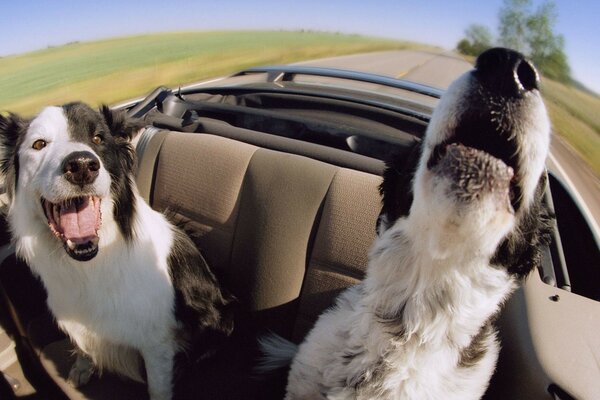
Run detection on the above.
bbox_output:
[141,343,176,400]
[68,351,95,387]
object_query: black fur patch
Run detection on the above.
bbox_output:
[377,140,422,232]
[0,113,28,197]
[376,307,407,339]
[62,103,144,242]
[167,227,236,362]
[352,357,389,398]
[458,321,493,369]
[491,174,553,279]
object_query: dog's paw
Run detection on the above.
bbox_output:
[68,354,95,388]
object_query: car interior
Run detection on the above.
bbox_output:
[0,72,599,399]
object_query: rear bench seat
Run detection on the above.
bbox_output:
[147,130,383,399]
[1,129,383,399]
[146,131,382,340]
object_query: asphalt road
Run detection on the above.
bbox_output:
[295,50,472,89]
[296,50,600,234]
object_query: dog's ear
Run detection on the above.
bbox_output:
[100,105,145,142]
[377,139,422,234]
[0,112,25,176]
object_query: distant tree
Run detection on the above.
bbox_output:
[498,0,531,53]
[526,1,570,81]
[537,36,570,81]
[457,24,494,56]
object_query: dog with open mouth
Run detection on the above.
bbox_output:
[0,103,235,400]
[260,48,553,399]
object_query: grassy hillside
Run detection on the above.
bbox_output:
[542,79,600,176]
[0,30,420,115]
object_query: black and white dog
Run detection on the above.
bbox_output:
[261,48,553,399]
[0,103,234,399]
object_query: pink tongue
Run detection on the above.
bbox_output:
[59,197,98,243]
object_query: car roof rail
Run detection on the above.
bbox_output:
[233,66,444,99]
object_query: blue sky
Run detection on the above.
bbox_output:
[1,0,599,92]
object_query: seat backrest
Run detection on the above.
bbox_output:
[139,130,382,339]
[293,168,381,340]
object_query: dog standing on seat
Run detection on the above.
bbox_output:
[261,48,553,399]
[0,103,234,400]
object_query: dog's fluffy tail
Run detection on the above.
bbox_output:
[255,334,298,374]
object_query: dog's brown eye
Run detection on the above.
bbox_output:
[92,135,103,145]
[32,139,47,150]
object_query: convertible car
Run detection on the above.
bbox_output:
[0,62,598,399]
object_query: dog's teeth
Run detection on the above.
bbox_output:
[66,239,76,250]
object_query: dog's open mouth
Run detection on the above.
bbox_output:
[429,143,514,207]
[41,196,102,261]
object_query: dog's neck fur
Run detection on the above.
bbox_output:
[365,214,515,350]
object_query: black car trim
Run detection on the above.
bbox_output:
[183,86,433,123]
[145,112,388,176]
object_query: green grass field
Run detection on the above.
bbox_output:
[541,79,600,176]
[0,30,597,177]
[0,30,419,115]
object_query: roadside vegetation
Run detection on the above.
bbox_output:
[0,30,422,116]
[542,80,600,176]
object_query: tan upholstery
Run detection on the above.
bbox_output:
[150,133,382,338]
[293,168,382,340]
[135,128,168,204]
[152,133,258,274]
[150,133,382,337]
[228,149,338,336]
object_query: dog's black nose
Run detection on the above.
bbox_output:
[62,151,100,186]
[475,47,539,95]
